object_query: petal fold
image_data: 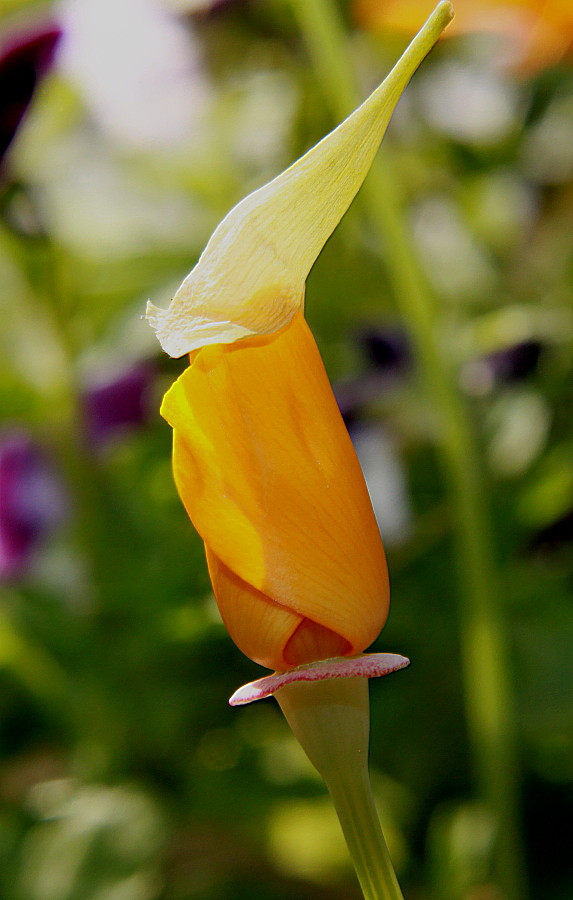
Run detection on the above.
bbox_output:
[205,547,303,671]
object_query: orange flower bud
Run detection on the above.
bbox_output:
[150,3,454,671]
[161,313,390,671]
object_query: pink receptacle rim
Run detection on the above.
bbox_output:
[229,652,410,706]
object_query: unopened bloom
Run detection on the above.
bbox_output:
[161,313,389,670]
[149,2,453,672]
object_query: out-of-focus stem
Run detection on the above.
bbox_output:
[285,1,526,897]
[277,677,404,900]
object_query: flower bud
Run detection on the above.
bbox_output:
[150,3,453,670]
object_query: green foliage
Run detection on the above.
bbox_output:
[0,1,572,898]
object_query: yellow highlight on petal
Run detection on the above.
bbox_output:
[147,2,454,357]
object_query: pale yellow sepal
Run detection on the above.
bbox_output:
[147,1,453,357]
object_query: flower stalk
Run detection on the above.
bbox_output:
[276,676,404,900]
[285,0,526,897]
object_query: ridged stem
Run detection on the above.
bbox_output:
[276,677,404,900]
[285,2,526,897]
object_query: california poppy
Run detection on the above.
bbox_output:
[149,1,454,673]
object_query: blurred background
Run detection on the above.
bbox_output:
[0,0,572,898]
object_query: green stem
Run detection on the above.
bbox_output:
[285,2,526,897]
[276,677,404,900]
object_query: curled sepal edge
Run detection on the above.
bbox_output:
[229,652,410,706]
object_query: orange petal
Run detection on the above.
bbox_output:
[162,312,390,671]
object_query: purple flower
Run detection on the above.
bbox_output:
[482,340,542,383]
[0,26,61,164]
[356,326,412,374]
[0,26,61,166]
[335,326,411,426]
[83,363,154,448]
[0,431,66,580]
[461,340,543,395]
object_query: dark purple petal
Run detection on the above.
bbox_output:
[0,431,66,580]
[528,511,573,555]
[189,0,245,19]
[356,326,411,374]
[335,326,411,425]
[83,363,154,448]
[461,340,543,395]
[482,340,542,383]
[0,27,61,164]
